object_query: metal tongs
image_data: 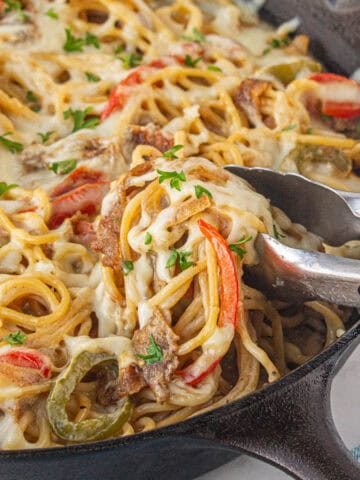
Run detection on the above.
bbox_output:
[225,166,360,307]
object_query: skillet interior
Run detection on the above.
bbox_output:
[0,1,359,479]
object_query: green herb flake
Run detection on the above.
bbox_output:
[184,55,202,68]
[207,65,222,72]
[163,144,184,159]
[166,249,194,271]
[114,45,125,56]
[4,0,27,22]
[273,224,286,240]
[63,106,100,132]
[194,185,212,199]
[356,124,360,134]
[282,124,297,132]
[136,335,163,364]
[3,330,27,346]
[85,72,101,82]
[45,9,58,19]
[63,28,85,53]
[119,53,143,69]
[157,169,186,191]
[0,132,24,153]
[26,91,37,103]
[85,32,100,49]
[0,182,18,197]
[229,235,253,260]
[122,260,134,276]
[321,113,331,121]
[262,47,272,56]
[182,28,206,45]
[49,159,77,175]
[37,131,54,143]
[145,232,152,245]
[307,128,314,135]
[271,37,290,48]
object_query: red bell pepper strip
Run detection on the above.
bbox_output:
[0,349,51,378]
[48,182,108,229]
[309,73,360,119]
[100,60,167,120]
[50,166,107,199]
[177,219,238,386]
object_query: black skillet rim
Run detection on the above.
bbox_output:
[2,317,359,459]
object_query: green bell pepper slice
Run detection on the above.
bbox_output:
[46,350,132,442]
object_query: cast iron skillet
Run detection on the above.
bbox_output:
[1,1,360,479]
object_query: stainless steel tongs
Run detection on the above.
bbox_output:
[225,166,360,307]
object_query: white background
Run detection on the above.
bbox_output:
[200,343,360,479]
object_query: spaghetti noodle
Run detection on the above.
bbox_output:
[0,0,358,448]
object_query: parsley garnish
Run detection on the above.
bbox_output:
[307,128,314,135]
[122,260,134,275]
[37,131,54,143]
[182,28,206,45]
[63,29,100,52]
[49,159,77,175]
[163,144,184,159]
[321,113,331,121]
[63,28,85,52]
[85,72,100,82]
[184,55,202,68]
[114,45,125,56]
[194,185,212,199]
[282,124,297,131]
[4,0,27,22]
[119,53,143,69]
[3,330,26,345]
[356,124,360,134]
[157,169,186,191]
[45,9,58,19]
[0,132,23,153]
[263,37,290,55]
[145,232,152,245]
[63,106,100,132]
[0,182,17,197]
[208,65,222,72]
[136,335,163,364]
[26,90,41,112]
[229,235,253,260]
[85,32,100,49]
[166,249,194,271]
[273,224,286,240]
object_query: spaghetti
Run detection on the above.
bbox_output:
[0,0,358,449]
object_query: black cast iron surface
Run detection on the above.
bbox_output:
[1,1,360,479]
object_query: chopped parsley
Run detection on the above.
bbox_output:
[0,132,24,153]
[307,128,314,135]
[3,330,26,346]
[356,124,360,134]
[182,28,206,45]
[0,182,18,197]
[26,90,41,112]
[163,144,184,159]
[122,260,134,275]
[321,113,331,121]
[145,232,152,245]
[119,53,143,69]
[166,249,194,271]
[63,106,100,132]
[263,36,290,55]
[207,65,222,72]
[282,124,297,131]
[157,169,186,191]
[63,29,100,52]
[229,235,253,260]
[45,8,58,19]
[37,131,54,144]
[114,45,125,56]
[136,335,163,364]
[273,224,286,240]
[49,159,77,175]
[85,72,100,82]
[194,185,212,199]
[4,0,27,22]
[184,55,202,68]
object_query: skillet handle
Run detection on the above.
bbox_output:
[202,328,360,480]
